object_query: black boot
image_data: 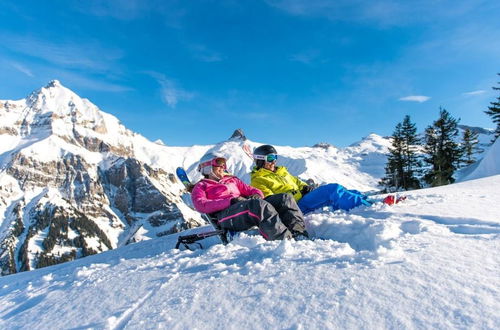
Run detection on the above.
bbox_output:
[292,230,310,241]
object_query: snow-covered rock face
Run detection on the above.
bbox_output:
[0,82,205,276]
[0,80,134,162]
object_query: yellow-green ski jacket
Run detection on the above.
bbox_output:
[250,166,308,201]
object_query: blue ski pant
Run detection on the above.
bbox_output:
[297,183,371,214]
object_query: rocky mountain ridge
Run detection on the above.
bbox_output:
[0,81,204,275]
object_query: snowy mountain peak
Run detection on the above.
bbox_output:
[0,81,141,159]
[26,80,99,118]
[229,128,247,141]
[312,142,333,149]
[46,79,62,88]
[347,133,391,153]
[458,124,494,136]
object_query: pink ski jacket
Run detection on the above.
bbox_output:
[191,175,264,214]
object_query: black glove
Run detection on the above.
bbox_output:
[248,194,262,200]
[301,185,314,196]
[230,196,247,205]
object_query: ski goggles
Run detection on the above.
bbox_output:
[253,153,278,163]
[198,157,227,170]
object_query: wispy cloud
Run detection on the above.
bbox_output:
[9,61,34,77]
[1,33,123,73]
[188,44,224,62]
[289,50,320,64]
[265,0,408,26]
[264,0,494,26]
[56,71,133,93]
[399,95,430,103]
[144,71,194,108]
[0,54,132,93]
[75,0,187,28]
[463,90,486,96]
[415,23,500,64]
[75,0,152,20]
[241,112,271,120]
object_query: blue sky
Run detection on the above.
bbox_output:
[1,0,499,147]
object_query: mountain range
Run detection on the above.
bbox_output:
[0,81,495,276]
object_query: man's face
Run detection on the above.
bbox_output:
[263,160,276,172]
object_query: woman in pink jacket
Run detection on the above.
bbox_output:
[191,154,307,241]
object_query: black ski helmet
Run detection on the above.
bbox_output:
[253,144,277,169]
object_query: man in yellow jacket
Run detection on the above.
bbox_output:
[250,145,373,214]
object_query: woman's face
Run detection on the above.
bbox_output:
[211,165,226,179]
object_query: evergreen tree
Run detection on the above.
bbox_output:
[423,108,461,187]
[484,73,500,142]
[380,123,404,191]
[400,115,422,189]
[380,115,421,191]
[461,128,480,166]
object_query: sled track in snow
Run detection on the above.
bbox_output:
[422,215,500,235]
[106,274,179,330]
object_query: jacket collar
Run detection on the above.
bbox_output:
[201,175,235,183]
[252,166,285,175]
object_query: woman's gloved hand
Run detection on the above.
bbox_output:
[248,194,263,200]
[230,196,247,205]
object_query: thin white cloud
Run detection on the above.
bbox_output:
[0,56,132,93]
[75,0,150,20]
[399,95,431,103]
[56,72,134,93]
[1,33,123,73]
[161,82,194,107]
[289,50,320,64]
[242,112,271,120]
[144,71,194,108]
[265,0,491,26]
[188,44,224,62]
[75,0,187,28]
[463,90,486,96]
[9,61,34,77]
[265,0,408,26]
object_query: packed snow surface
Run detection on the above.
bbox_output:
[1,175,499,329]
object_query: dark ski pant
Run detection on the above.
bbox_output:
[263,193,306,235]
[215,198,293,240]
[297,183,372,214]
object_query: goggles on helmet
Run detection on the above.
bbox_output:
[198,157,227,171]
[253,153,278,163]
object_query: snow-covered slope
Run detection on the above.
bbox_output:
[459,138,500,181]
[0,174,498,329]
